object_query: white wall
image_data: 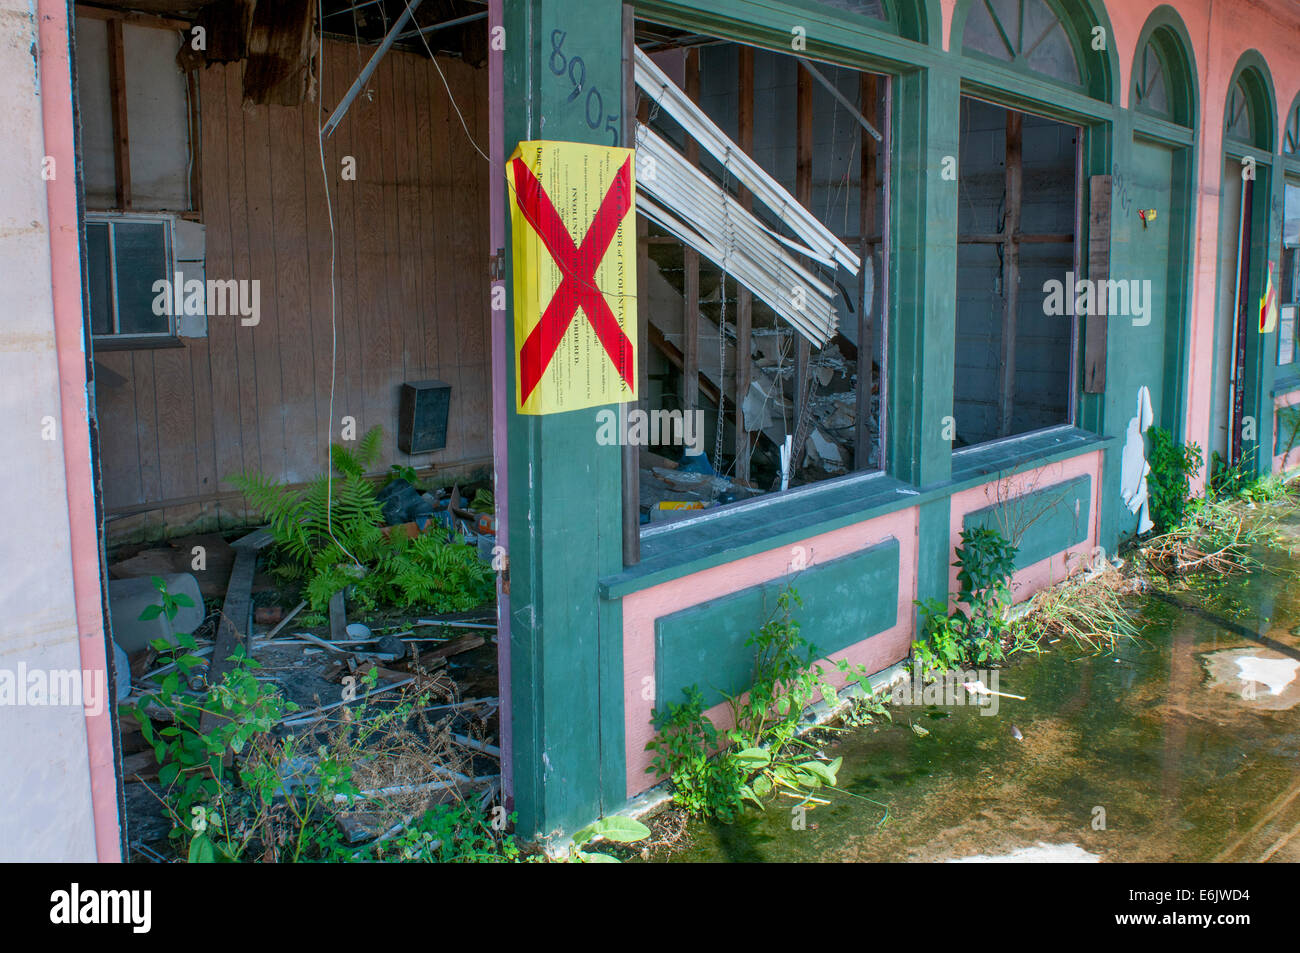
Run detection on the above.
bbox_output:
[0,0,100,861]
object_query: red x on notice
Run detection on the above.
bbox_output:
[511,155,635,404]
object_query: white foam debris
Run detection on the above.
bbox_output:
[1234,656,1300,696]
[946,842,1100,863]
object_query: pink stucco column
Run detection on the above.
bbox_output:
[39,0,122,862]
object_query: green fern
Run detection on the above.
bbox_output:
[229,425,491,614]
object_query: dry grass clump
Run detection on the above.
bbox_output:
[1136,497,1294,579]
[1012,562,1140,654]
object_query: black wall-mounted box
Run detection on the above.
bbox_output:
[397,380,451,454]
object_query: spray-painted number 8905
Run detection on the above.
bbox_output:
[550,30,621,145]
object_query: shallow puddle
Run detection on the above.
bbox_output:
[665,514,1300,863]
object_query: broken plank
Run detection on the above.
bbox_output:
[416,634,485,666]
[230,525,276,551]
[198,546,258,734]
[329,589,347,642]
[1085,174,1112,393]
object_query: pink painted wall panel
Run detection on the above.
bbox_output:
[622,505,919,798]
[948,451,1104,605]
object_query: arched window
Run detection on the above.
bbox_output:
[813,0,889,22]
[1225,79,1254,143]
[1130,18,1196,128]
[1284,95,1300,156]
[962,0,1081,87]
[1133,40,1170,117]
[806,0,930,42]
[1223,59,1274,153]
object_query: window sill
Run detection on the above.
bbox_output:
[93,336,186,352]
[600,426,1113,599]
[1271,373,1300,397]
[950,425,1109,485]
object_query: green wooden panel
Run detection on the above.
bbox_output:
[962,474,1091,570]
[655,538,901,710]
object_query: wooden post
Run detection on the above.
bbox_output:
[855,73,878,471]
[734,46,754,483]
[793,61,813,462]
[998,110,1023,438]
[621,5,640,565]
[1084,174,1112,393]
[107,17,131,209]
[682,49,701,416]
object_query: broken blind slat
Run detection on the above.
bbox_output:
[636,126,838,345]
[636,185,838,346]
[633,46,860,276]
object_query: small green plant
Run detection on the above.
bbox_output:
[647,588,857,821]
[913,599,967,672]
[384,463,425,492]
[1146,427,1203,532]
[1208,448,1253,501]
[231,426,492,614]
[912,528,1017,673]
[646,687,746,821]
[358,804,522,863]
[567,816,652,863]
[131,585,509,863]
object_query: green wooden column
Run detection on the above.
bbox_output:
[891,66,959,611]
[503,0,627,838]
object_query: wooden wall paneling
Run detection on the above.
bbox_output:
[331,42,363,448]
[241,96,287,482]
[224,65,262,479]
[377,52,406,465]
[448,58,484,460]
[302,44,338,471]
[270,78,315,483]
[464,59,491,459]
[153,344,198,501]
[131,351,161,501]
[396,53,424,454]
[429,56,466,459]
[201,64,243,494]
[94,351,143,507]
[187,68,218,505]
[413,46,441,389]
[353,51,387,460]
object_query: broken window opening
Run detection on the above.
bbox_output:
[630,25,889,528]
[953,97,1080,448]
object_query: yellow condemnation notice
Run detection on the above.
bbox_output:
[507,140,637,416]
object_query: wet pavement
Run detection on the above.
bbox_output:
[667,508,1300,863]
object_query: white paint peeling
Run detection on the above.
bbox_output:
[1120,386,1155,534]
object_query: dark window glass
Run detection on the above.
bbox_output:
[963,0,1080,87]
[85,222,113,336]
[111,221,169,335]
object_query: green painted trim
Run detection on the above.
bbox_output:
[633,0,940,73]
[654,538,901,710]
[914,495,951,627]
[1129,5,1200,130]
[1272,374,1300,397]
[949,0,1119,105]
[962,474,1092,570]
[601,428,1113,598]
[503,0,628,838]
[1224,51,1278,154]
